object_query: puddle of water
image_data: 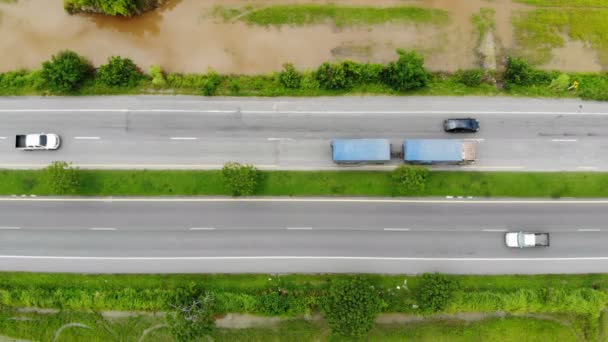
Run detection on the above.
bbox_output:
[0,0,596,74]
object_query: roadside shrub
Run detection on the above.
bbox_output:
[315,62,351,90]
[323,277,382,337]
[278,63,302,89]
[455,69,484,87]
[228,78,241,94]
[576,73,608,101]
[40,50,93,93]
[504,56,551,87]
[221,162,260,196]
[149,65,166,87]
[42,161,80,195]
[383,49,429,91]
[548,73,570,93]
[392,165,429,196]
[416,273,458,313]
[167,291,216,342]
[358,63,385,83]
[97,56,142,87]
[202,70,222,96]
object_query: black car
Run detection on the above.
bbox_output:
[443,118,480,133]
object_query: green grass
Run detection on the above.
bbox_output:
[7,168,608,198]
[213,5,450,27]
[0,308,581,342]
[515,0,608,7]
[513,8,608,65]
[472,8,496,45]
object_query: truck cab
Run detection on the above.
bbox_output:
[16,134,61,150]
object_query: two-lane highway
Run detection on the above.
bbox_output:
[1,197,608,274]
[1,96,608,170]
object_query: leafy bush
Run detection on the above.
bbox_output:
[576,73,608,101]
[383,49,429,91]
[504,56,552,87]
[416,273,458,313]
[97,56,142,87]
[278,63,302,89]
[42,161,80,195]
[221,162,260,196]
[166,291,216,342]
[149,65,166,87]
[323,277,382,337]
[315,62,351,90]
[456,69,485,87]
[40,50,93,93]
[392,165,429,196]
[202,70,222,96]
[548,73,570,93]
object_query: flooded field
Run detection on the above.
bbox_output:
[0,0,602,73]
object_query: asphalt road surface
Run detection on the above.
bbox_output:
[1,197,608,274]
[1,96,608,171]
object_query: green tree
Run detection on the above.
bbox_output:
[42,161,80,194]
[383,49,429,91]
[97,56,142,87]
[323,277,383,337]
[278,63,302,89]
[40,50,93,93]
[221,162,260,196]
[166,291,216,342]
[416,273,458,313]
[392,165,429,196]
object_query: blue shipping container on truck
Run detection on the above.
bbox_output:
[403,139,464,163]
[331,139,391,163]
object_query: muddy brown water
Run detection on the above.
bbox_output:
[0,0,600,73]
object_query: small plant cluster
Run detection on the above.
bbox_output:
[279,49,429,92]
[39,51,143,93]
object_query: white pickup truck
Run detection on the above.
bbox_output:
[505,232,550,248]
[15,134,61,150]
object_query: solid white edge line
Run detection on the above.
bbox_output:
[286,227,313,230]
[267,138,293,141]
[90,227,117,231]
[189,227,216,231]
[1,255,608,261]
[0,137,7,140]
[2,198,608,204]
[0,227,21,230]
[170,137,198,140]
[482,229,508,232]
[383,228,410,231]
[578,228,601,232]
[551,139,578,142]
[1,109,608,115]
[74,137,100,140]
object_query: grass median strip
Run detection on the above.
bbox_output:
[6,168,608,198]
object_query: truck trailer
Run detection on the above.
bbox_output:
[331,139,391,164]
[403,139,476,165]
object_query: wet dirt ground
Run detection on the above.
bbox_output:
[0,0,601,73]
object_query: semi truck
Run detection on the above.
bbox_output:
[505,232,550,248]
[331,139,391,164]
[403,139,476,165]
[15,133,61,150]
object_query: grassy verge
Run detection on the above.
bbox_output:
[513,8,608,65]
[8,168,608,198]
[515,0,608,7]
[0,310,579,342]
[212,5,450,27]
[63,0,165,16]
